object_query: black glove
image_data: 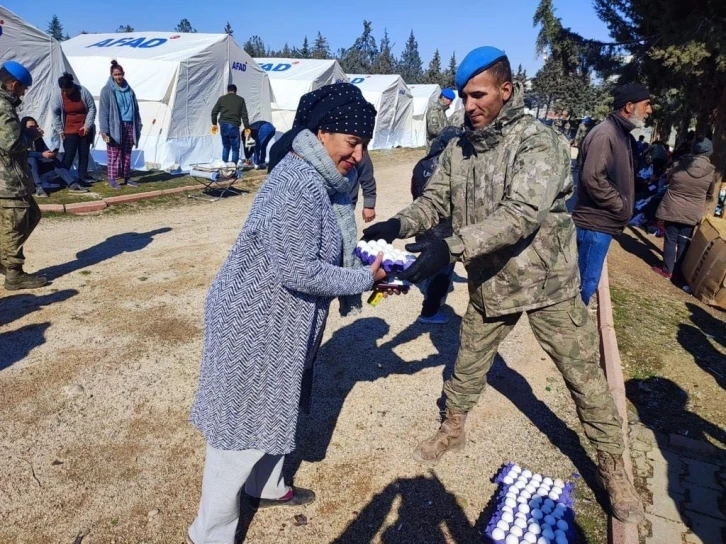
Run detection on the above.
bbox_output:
[361,218,401,243]
[398,237,451,284]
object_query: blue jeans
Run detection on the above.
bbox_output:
[576,227,613,305]
[220,123,240,164]
[254,123,275,166]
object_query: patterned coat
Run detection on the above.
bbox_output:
[426,99,449,145]
[396,82,580,317]
[190,153,374,454]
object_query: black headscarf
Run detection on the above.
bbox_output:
[268,82,377,172]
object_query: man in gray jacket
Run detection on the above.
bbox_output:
[348,152,376,223]
[572,82,651,304]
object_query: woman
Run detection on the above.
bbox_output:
[653,137,717,280]
[50,72,96,186]
[188,83,383,544]
[98,60,142,189]
[21,117,87,197]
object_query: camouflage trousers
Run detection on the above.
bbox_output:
[444,295,624,454]
[0,196,41,269]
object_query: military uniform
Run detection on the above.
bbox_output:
[447,109,466,130]
[395,82,624,455]
[0,87,41,276]
[425,99,449,149]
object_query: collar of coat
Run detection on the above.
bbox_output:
[459,80,526,156]
[0,86,21,108]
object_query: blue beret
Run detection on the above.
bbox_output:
[441,88,456,101]
[2,61,32,87]
[455,46,507,93]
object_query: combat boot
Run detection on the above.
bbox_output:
[4,268,47,290]
[596,450,645,524]
[413,408,467,464]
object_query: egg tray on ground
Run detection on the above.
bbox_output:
[484,462,577,544]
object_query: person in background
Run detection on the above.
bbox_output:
[572,82,652,305]
[426,88,455,148]
[348,152,376,224]
[645,139,668,179]
[99,60,142,190]
[635,135,648,170]
[51,72,96,188]
[188,83,383,544]
[245,120,275,170]
[410,126,463,324]
[573,116,594,149]
[0,61,47,290]
[447,107,466,130]
[653,137,717,281]
[672,130,695,163]
[211,84,249,166]
[21,117,85,197]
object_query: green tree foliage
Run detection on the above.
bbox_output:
[312,32,330,59]
[398,31,423,84]
[223,22,233,36]
[244,36,267,58]
[341,21,378,73]
[424,49,447,87]
[174,19,196,33]
[116,25,134,33]
[372,29,396,74]
[299,36,311,59]
[47,15,65,41]
[445,52,457,88]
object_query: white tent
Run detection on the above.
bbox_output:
[63,32,272,171]
[0,6,77,150]
[348,74,414,149]
[255,58,348,134]
[408,84,440,148]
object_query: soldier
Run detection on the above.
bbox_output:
[425,88,455,148]
[0,61,47,290]
[363,46,644,524]
[574,116,594,149]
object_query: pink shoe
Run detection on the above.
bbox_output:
[652,266,672,279]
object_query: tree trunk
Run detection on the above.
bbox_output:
[655,119,672,143]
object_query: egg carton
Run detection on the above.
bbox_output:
[484,463,577,544]
[356,240,416,274]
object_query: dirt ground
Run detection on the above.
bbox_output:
[3,150,624,544]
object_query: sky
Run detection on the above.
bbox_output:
[5,0,612,76]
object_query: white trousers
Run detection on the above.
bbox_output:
[188,444,289,544]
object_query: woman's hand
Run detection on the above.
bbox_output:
[79,126,88,137]
[60,132,66,141]
[41,150,56,159]
[101,133,110,144]
[369,252,387,283]
[362,207,376,223]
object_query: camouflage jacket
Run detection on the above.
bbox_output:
[448,109,466,130]
[0,87,33,199]
[426,99,449,143]
[396,82,580,316]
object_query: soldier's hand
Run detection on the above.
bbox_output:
[398,238,451,284]
[362,218,400,243]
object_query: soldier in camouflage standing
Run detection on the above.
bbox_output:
[447,107,466,130]
[363,46,644,524]
[425,88,455,148]
[0,61,47,290]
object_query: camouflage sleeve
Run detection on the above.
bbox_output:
[446,130,569,263]
[394,142,452,237]
[426,107,445,139]
[0,108,31,155]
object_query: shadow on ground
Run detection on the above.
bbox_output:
[0,322,51,371]
[37,227,172,280]
[615,227,662,268]
[677,303,726,389]
[0,289,78,328]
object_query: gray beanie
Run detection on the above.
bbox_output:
[692,137,713,157]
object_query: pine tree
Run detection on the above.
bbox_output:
[341,20,378,74]
[281,43,293,58]
[444,52,457,88]
[47,15,65,41]
[425,49,446,86]
[372,29,395,74]
[224,22,234,36]
[174,19,196,33]
[312,32,330,59]
[116,25,134,33]
[243,36,267,58]
[300,36,311,59]
[398,31,423,84]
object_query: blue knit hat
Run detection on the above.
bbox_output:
[441,88,456,101]
[2,61,32,86]
[455,46,507,94]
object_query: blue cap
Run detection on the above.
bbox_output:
[441,88,456,101]
[455,46,507,93]
[2,61,33,87]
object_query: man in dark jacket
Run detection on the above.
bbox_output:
[573,82,652,304]
[348,152,377,223]
[0,61,47,290]
[211,84,249,165]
